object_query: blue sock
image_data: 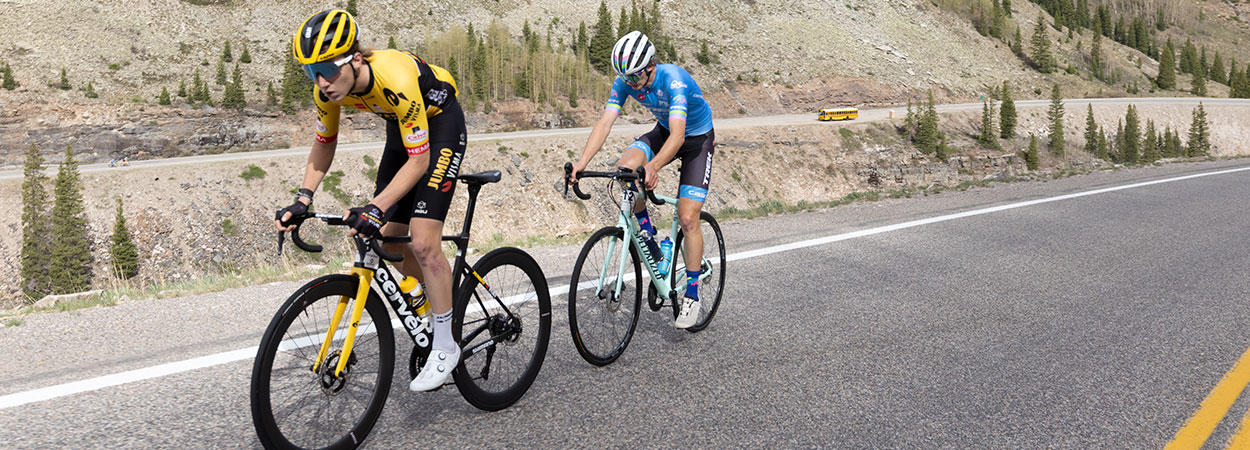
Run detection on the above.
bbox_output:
[684,269,700,300]
[635,209,656,236]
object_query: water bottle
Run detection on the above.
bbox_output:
[400,276,431,318]
[658,238,674,276]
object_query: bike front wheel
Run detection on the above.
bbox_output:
[251,274,395,450]
[671,212,726,332]
[568,226,643,366]
[452,247,552,411]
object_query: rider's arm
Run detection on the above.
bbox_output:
[574,109,620,173]
[300,90,345,204]
[299,139,337,204]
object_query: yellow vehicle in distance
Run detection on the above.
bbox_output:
[818,107,859,121]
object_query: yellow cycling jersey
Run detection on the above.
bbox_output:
[313,49,458,155]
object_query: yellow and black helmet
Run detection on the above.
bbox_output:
[292,9,358,64]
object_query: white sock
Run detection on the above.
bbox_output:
[432,310,456,354]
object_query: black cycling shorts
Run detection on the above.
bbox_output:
[375,100,466,224]
[626,124,715,202]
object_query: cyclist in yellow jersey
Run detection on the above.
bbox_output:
[273,9,466,391]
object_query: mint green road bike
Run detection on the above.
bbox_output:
[562,163,726,366]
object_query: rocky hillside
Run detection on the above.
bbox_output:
[2,0,1248,166]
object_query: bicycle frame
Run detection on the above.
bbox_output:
[308,181,515,377]
[596,186,711,305]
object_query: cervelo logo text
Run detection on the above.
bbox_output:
[376,269,431,346]
[426,147,462,190]
[670,80,688,90]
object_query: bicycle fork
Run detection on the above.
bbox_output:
[313,267,374,377]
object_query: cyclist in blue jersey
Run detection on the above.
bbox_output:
[569,30,715,329]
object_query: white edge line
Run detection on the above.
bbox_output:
[2,165,1248,410]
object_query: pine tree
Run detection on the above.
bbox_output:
[1157,41,1176,89]
[177,78,187,98]
[215,58,227,85]
[618,6,628,40]
[915,90,940,153]
[1090,33,1104,81]
[1188,102,1211,157]
[697,40,712,65]
[82,82,98,99]
[1156,7,1167,31]
[568,79,579,108]
[110,197,138,280]
[49,145,92,294]
[1122,105,1140,164]
[1170,127,1185,157]
[1024,134,1040,170]
[1002,0,1012,17]
[1084,103,1099,155]
[222,63,245,109]
[1142,119,1160,163]
[280,55,310,114]
[240,44,252,64]
[1096,126,1110,160]
[1192,65,1207,96]
[1211,52,1226,85]
[266,81,277,106]
[20,144,51,301]
[58,67,70,90]
[2,62,17,90]
[222,40,233,63]
[1047,84,1065,156]
[1011,24,1023,55]
[158,87,171,105]
[903,98,916,140]
[978,99,998,148]
[589,1,615,74]
[576,22,589,55]
[1000,82,1016,138]
[1030,14,1056,73]
[388,36,398,49]
[345,0,357,17]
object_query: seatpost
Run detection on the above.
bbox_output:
[460,183,483,237]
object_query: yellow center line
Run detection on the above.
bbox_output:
[1226,403,1250,449]
[1167,346,1250,450]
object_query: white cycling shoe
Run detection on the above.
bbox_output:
[409,346,461,392]
[674,296,699,329]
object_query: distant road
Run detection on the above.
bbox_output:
[2,97,1246,181]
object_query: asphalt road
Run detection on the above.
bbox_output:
[3,158,1250,448]
[4,97,1247,181]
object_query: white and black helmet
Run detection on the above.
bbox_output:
[611,31,655,76]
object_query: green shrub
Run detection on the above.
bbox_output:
[239,164,266,180]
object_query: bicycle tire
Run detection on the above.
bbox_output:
[568,226,643,366]
[452,247,552,411]
[671,212,726,332]
[251,274,395,450]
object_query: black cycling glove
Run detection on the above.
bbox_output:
[275,200,309,225]
[275,188,315,226]
[347,204,386,238]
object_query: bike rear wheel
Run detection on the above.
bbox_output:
[671,212,726,332]
[452,247,552,411]
[568,226,642,366]
[251,274,394,450]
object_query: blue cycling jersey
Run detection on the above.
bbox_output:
[605,64,714,136]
